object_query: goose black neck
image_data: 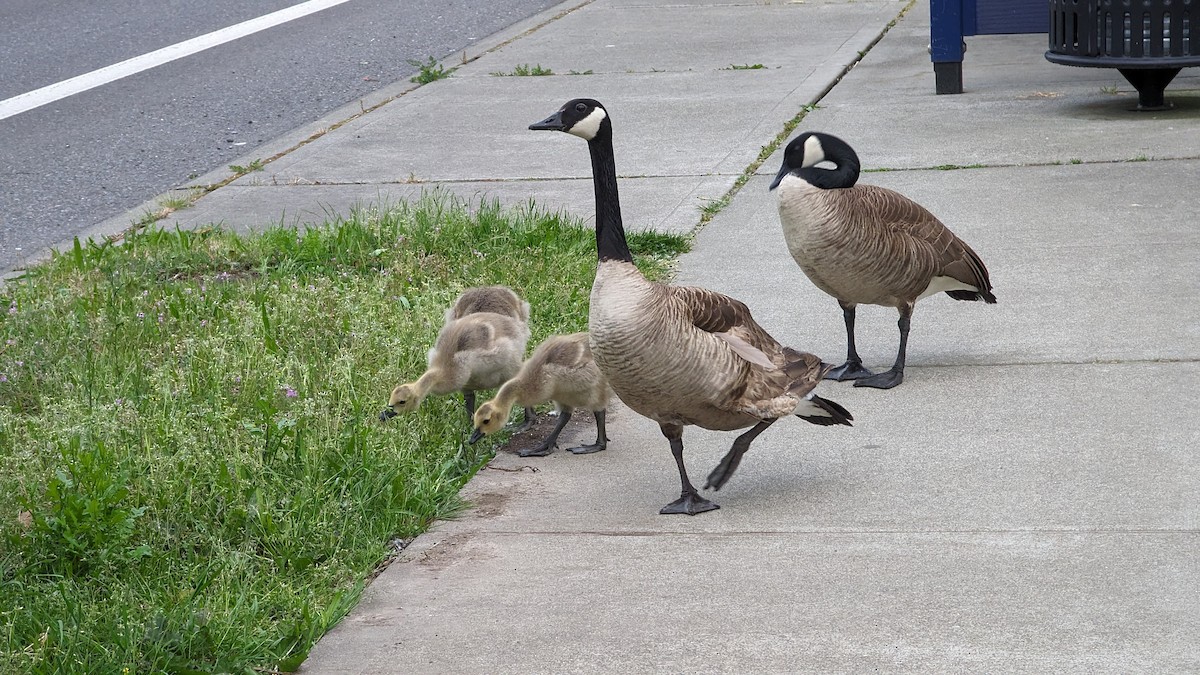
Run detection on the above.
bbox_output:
[587,131,632,263]
[799,154,860,190]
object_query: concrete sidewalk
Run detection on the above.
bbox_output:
[88,0,1200,670]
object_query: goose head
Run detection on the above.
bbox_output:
[769,131,861,191]
[468,400,508,443]
[529,98,610,141]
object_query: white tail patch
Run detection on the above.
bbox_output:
[919,275,978,300]
[568,107,607,141]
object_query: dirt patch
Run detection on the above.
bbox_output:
[468,490,510,518]
[413,533,493,571]
[496,409,600,456]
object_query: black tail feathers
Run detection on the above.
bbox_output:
[796,395,853,427]
[946,289,997,304]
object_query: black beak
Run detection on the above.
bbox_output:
[529,109,565,131]
[468,428,484,444]
[768,163,791,191]
[379,408,398,422]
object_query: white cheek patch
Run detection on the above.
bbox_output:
[801,135,826,168]
[567,107,607,140]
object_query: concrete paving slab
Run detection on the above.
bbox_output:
[787,3,1200,168]
[304,525,1198,672]
[409,359,1199,533]
[684,172,1200,368]
[463,0,902,76]
[247,70,827,184]
[167,174,733,236]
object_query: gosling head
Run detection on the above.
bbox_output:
[529,98,609,141]
[468,401,509,444]
[379,383,421,421]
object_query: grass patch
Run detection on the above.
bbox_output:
[490,64,554,76]
[722,63,765,70]
[0,191,686,673]
[407,56,454,84]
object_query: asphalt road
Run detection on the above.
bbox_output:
[0,0,563,274]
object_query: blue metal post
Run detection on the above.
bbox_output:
[930,0,966,93]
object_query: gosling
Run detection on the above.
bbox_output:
[380,286,534,426]
[469,332,611,457]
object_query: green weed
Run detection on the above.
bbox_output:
[408,56,454,84]
[229,159,264,176]
[491,64,554,76]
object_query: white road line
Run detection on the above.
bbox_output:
[0,0,353,122]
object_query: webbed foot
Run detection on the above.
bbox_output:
[567,442,605,455]
[825,360,875,381]
[659,491,720,515]
[517,443,554,457]
[853,368,904,389]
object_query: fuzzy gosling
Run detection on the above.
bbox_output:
[469,332,612,457]
[380,286,534,426]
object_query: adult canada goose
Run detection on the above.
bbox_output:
[530,99,853,515]
[468,332,612,457]
[771,131,996,390]
[380,286,535,426]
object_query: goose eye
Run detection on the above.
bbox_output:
[575,102,587,112]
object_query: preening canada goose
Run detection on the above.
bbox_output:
[771,131,996,390]
[530,99,853,515]
[468,332,612,457]
[380,286,535,426]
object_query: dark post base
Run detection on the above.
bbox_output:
[1118,68,1182,111]
[934,62,963,95]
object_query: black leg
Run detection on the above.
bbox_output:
[855,308,910,389]
[518,408,570,457]
[506,406,536,433]
[826,303,874,381]
[704,419,776,491]
[463,390,476,420]
[568,409,607,454]
[658,424,719,515]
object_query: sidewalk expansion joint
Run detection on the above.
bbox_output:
[863,154,1200,173]
[690,0,917,237]
[909,357,1199,369]
[474,528,1198,536]
[232,173,730,188]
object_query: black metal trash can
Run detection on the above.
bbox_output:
[1046,0,1200,109]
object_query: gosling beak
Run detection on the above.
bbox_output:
[768,163,790,191]
[529,109,565,132]
[379,408,398,422]
[468,428,484,444]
